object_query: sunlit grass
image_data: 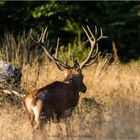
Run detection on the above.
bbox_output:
[0,33,140,139]
[1,59,140,139]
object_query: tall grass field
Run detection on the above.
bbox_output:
[0,33,140,139]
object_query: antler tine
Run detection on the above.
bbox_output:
[53,37,71,69]
[100,27,103,36]
[30,27,71,70]
[87,25,95,42]
[95,25,98,36]
[82,26,94,43]
[80,26,97,69]
[30,28,44,43]
[30,28,38,44]
[54,38,59,59]
[84,55,98,66]
[97,27,107,41]
[30,27,55,61]
[91,43,99,58]
[80,25,108,69]
[40,45,71,69]
[38,28,44,43]
[41,26,48,43]
[84,42,99,67]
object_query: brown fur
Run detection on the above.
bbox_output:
[23,62,87,129]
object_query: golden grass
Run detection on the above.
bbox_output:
[0,59,140,139]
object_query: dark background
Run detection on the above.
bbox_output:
[0,1,139,62]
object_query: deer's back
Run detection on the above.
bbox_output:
[36,81,76,115]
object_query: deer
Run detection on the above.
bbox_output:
[23,26,107,130]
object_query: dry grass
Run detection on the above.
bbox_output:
[0,59,140,139]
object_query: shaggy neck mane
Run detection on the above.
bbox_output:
[63,74,79,92]
[63,74,74,83]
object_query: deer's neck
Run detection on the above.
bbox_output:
[70,78,80,106]
[63,74,73,83]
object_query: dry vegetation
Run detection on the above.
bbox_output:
[0,33,140,139]
[0,58,140,140]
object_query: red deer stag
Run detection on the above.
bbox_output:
[23,26,107,130]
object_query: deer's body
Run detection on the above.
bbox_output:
[24,25,106,130]
[24,70,86,129]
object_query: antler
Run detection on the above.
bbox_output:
[80,26,107,69]
[30,27,71,70]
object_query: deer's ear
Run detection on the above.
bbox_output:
[73,59,81,72]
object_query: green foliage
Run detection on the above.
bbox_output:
[0,1,5,6]
[53,32,89,66]
[0,1,139,62]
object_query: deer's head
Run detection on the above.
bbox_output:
[30,26,107,93]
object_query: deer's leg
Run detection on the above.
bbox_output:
[27,111,35,128]
[65,117,71,137]
[59,116,71,137]
[23,99,35,128]
[32,100,43,129]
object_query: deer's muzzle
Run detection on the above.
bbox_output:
[81,84,87,93]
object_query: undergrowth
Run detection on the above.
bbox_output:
[0,32,140,139]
